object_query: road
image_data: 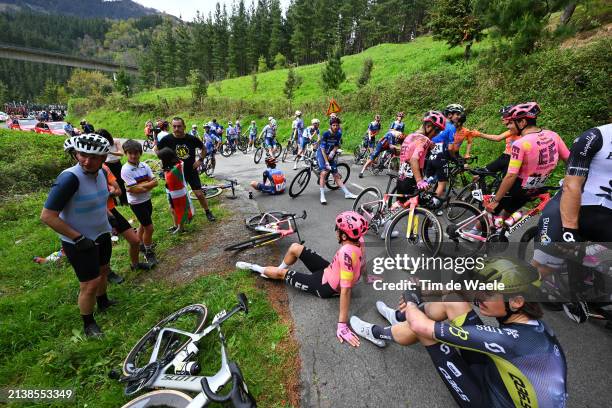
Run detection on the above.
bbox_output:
[209,150,611,407]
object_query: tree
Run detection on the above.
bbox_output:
[114,68,133,98]
[257,55,268,73]
[428,0,483,61]
[283,66,303,110]
[251,72,259,93]
[273,53,287,70]
[67,69,114,98]
[0,80,8,104]
[356,58,374,88]
[188,69,208,105]
[40,80,59,104]
[320,48,346,91]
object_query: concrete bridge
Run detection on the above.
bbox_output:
[0,43,138,74]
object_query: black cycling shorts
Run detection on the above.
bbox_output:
[130,199,153,227]
[426,158,449,182]
[495,178,533,215]
[484,153,510,175]
[62,233,112,282]
[284,247,337,298]
[396,177,417,204]
[109,207,132,234]
[184,168,202,191]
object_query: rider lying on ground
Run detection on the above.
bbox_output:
[249,156,286,195]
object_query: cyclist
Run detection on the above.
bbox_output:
[476,105,521,175]
[389,111,405,132]
[203,122,219,176]
[156,120,170,143]
[350,258,568,408]
[364,114,382,149]
[144,120,154,142]
[259,117,278,157]
[157,117,216,222]
[358,129,402,178]
[41,134,117,338]
[235,119,242,136]
[426,104,463,210]
[318,116,357,204]
[189,124,199,139]
[226,121,237,149]
[485,102,570,218]
[249,156,286,195]
[236,211,368,347]
[247,120,257,152]
[292,110,305,145]
[294,118,321,170]
[449,113,481,159]
[80,119,94,134]
[533,123,612,278]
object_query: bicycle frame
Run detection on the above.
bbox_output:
[356,191,424,239]
[252,210,306,241]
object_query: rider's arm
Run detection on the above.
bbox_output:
[338,287,352,324]
[494,140,523,202]
[477,130,511,142]
[409,157,424,183]
[494,172,518,203]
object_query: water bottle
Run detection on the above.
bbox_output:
[492,216,504,230]
[174,361,201,375]
[504,211,523,227]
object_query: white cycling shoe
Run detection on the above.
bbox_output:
[376,301,399,325]
[350,316,386,348]
[344,192,357,199]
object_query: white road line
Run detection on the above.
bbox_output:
[351,183,365,191]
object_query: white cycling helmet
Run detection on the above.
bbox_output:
[270,119,277,127]
[268,116,274,122]
[63,136,75,152]
[192,124,197,128]
[311,118,320,125]
[72,134,110,155]
[295,110,302,117]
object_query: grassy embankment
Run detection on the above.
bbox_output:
[0,130,295,407]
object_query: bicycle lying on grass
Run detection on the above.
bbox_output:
[224,211,307,251]
[109,293,256,408]
[288,153,350,198]
[189,179,238,200]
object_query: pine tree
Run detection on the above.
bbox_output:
[320,47,346,91]
[257,55,268,73]
[188,69,208,105]
[283,66,303,110]
[114,69,133,98]
[268,0,283,60]
[160,20,177,86]
[429,0,483,61]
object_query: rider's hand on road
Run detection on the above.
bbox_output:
[337,322,360,347]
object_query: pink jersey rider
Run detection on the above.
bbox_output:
[322,237,365,290]
[398,133,434,181]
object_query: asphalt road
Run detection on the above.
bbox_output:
[208,149,612,408]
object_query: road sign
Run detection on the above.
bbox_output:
[326,98,342,116]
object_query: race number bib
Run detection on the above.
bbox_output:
[431,142,444,156]
[272,174,286,192]
[524,174,549,189]
[398,162,414,179]
[471,189,483,202]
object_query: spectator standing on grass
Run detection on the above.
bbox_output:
[40,134,117,338]
[80,119,94,134]
[99,129,128,205]
[158,147,194,233]
[121,139,159,265]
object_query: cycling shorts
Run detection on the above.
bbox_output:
[299,137,313,150]
[364,136,376,148]
[264,137,275,148]
[109,207,132,234]
[396,177,417,204]
[425,157,449,182]
[249,133,257,141]
[484,153,510,175]
[316,150,338,174]
[62,233,112,282]
[129,199,153,227]
[255,182,284,195]
[284,247,337,298]
[369,141,386,160]
[494,178,534,215]
[534,191,612,268]
[205,143,216,156]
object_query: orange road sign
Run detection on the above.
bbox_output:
[326,98,342,116]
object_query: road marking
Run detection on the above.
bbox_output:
[351,183,365,191]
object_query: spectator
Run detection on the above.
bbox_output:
[99,129,128,205]
[81,119,95,134]
[158,147,194,233]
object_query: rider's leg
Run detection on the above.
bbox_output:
[333,171,357,198]
[279,242,304,268]
[319,169,328,203]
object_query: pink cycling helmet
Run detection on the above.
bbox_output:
[335,211,368,240]
[508,102,541,120]
[423,111,446,131]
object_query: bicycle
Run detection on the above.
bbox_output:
[196,153,216,177]
[352,174,443,258]
[442,186,558,257]
[253,141,282,164]
[353,134,375,165]
[445,166,502,218]
[220,139,239,157]
[370,149,400,176]
[281,131,299,162]
[143,137,155,152]
[288,152,350,198]
[189,179,238,200]
[224,211,307,251]
[110,293,256,408]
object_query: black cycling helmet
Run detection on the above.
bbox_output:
[499,104,514,119]
[329,116,341,126]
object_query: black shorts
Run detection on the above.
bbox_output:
[495,178,532,215]
[426,158,449,182]
[62,233,112,282]
[130,200,153,227]
[396,177,417,204]
[284,247,337,298]
[485,153,510,175]
[109,207,132,234]
[184,168,202,190]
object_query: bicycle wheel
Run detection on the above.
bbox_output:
[122,304,208,376]
[353,146,364,164]
[518,226,538,262]
[440,201,490,257]
[204,187,222,199]
[445,183,479,220]
[385,207,443,258]
[144,159,162,173]
[224,232,283,251]
[281,146,289,162]
[245,212,292,231]
[204,159,215,177]
[142,140,152,153]
[238,137,248,153]
[221,142,233,157]
[289,168,312,198]
[273,143,282,159]
[121,390,193,408]
[254,147,263,164]
[352,187,383,226]
[326,163,350,190]
[388,156,400,172]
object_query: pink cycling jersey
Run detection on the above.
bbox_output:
[398,132,434,180]
[507,129,570,188]
[322,237,364,291]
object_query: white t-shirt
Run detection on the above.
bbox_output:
[121,161,154,204]
[157,131,170,141]
[105,140,122,163]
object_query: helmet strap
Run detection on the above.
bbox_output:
[514,119,527,135]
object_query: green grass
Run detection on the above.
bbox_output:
[0,134,296,407]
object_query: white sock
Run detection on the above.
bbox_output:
[236,261,265,273]
[341,185,351,195]
[278,261,288,270]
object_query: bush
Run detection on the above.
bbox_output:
[357,58,374,88]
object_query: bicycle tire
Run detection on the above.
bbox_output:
[254,147,263,164]
[121,389,193,408]
[221,143,233,157]
[281,146,289,162]
[245,212,292,231]
[352,187,383,229]
[204,159,215,177]
[204,187,223,199]
[289,168,311,198]
[518,226,539,262]
[441,201,490,257]
[238,138,248,153]
[325,163,350,190]
[122,304,208,376]
[353,146,363,164]
[142,140,153,153]
[273,143,282,159]
[224,232,283,251]
[385,207,443,259]
[445,183,479,220]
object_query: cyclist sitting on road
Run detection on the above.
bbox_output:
[476,105,521,175]
[249,156,286,195]
[533,123,612,280]
[318,116,357,204]
[358,129,403,178]
[247,120,257,152]
[294,118,321,170]
[158,147,194,234]
[425,103,463,210]
[449,113,481,159]
[485,102,570,217]
[389,111,405,132]
[350,258,568,408]
[259,117,278,157]
[236,211,368,348]
[364,114,382,148]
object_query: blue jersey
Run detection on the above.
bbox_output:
[319,130,342,155]
[389,120,405,133]
[368,121,382,136]
[292,118,304,133]
[431,122,456,159]
[261,124,276,139]
[302,126,320,141]
[378,131,397,149]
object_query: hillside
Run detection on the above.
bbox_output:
[0,0,158,19]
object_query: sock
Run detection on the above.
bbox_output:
[278,261,288,270]
[320,187,326,194]
[81,313,95,326]
[248,263,265,273]
[96,293,110,308]
[144,243,152,251]
[395,310,406,322]
[372,325,394,341]
[341,185,351,195]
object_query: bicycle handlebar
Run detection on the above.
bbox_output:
[201,362,255,407]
